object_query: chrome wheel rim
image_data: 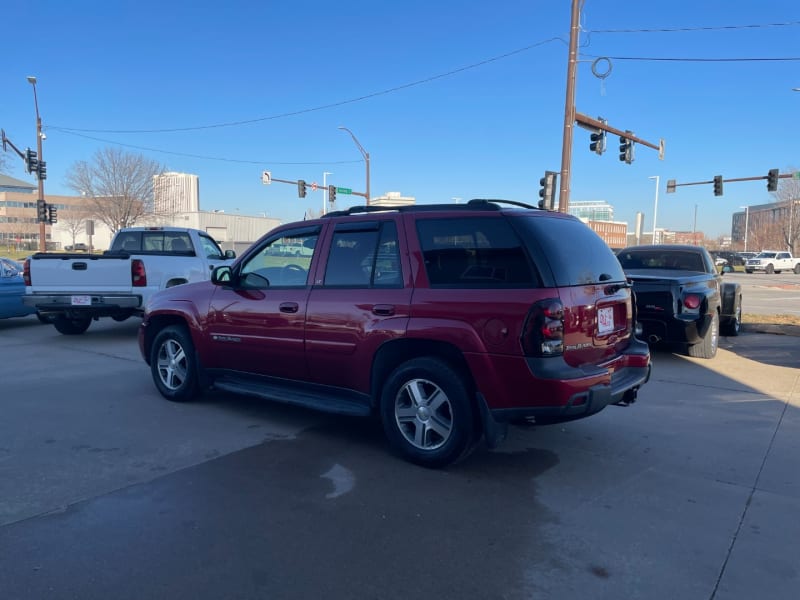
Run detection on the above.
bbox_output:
[394,378,453,451]
[156,338,188,391]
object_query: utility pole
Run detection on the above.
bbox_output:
[28,76,47,252]
[558,0,581,213]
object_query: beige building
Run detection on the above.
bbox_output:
[153,172,200,214]
[1,174,278,253]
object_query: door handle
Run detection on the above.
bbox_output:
[372,304,395,316]
[279,302,299,313]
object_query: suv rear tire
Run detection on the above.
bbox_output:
[380,357,476,468]
[151,325,200,402]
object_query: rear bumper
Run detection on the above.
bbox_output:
[477,337,652,426]
[23,294,142,316]
[638,313,710,346]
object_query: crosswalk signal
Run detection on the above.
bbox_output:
[36,199,47,222]
[713,175,723,197]
[538,171,557,210]
[767,168,779,192]
[328,185,336,204]
[297,179,307,198]
[48,204,58,224]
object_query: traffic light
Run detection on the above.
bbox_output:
[666,179,677,194]
[298,179,307,198]
[589,130,606,155]
[618,132,634,164]
[767,168,779,192]
[328,184,336,204]
[538,171,557,210]
[37,160,47,180]
[36,199,47,222]
[713,175,723,197]
[25,148,38,174]
[48,204,58,224]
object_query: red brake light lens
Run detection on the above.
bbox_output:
[683,294,701,310]
[132,259,147,287]
[522,299,565,356]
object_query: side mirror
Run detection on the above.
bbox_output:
[721,265,733,274]
[211,265,233,285]
[224,249,236,259]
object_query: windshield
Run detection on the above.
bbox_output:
[756,252,777,258]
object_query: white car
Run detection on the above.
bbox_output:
[714,257,728,266]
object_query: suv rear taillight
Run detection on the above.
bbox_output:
[522,299,564,357]
[23,258,31,286]
[132,259,147,287]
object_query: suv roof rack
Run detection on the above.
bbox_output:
[322,199,539,218]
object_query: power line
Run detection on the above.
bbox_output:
[584,55,800,62]
[585,21,800,33]
[49,38,562,134]
[51,128,364,166]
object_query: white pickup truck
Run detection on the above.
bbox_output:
[23,226,235,334]
[744,250,800,274]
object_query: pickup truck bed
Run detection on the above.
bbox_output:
[23,227,235,335]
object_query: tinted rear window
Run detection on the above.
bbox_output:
[513,214,626,286]
[416,217,538,287]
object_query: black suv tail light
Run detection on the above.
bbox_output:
[522,299,564,357]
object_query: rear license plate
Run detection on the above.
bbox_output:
[71,295,91,306]
[598,306,614,335]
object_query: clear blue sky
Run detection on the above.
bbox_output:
[2,1,799,237]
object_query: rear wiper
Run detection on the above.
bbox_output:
[604,281,632,294]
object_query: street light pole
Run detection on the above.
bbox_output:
[740,206,749,252]
[28,76,46,252]
[322,171,332,215]
[338,126,370,204]
[649,175,659,244]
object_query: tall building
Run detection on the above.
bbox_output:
[153,172,199,214]
[568,200,614,221]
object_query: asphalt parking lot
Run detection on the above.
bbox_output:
[0,318,798,599]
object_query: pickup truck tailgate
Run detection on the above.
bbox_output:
[27,255,134,291]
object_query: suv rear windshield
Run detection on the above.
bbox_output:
[513,214,626,286]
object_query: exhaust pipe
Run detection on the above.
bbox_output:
[648,334,661,344]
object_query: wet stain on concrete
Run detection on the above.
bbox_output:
[0,415,561,600]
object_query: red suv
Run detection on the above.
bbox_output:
[139,200,650,467]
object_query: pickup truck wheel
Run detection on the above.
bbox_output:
[766,264,774,274]
[380,357,476,468]
[721,297,741,337]
[795,264,800,274]
[52,315,92,335]
[688,312,719,359]
[151,325,199,402]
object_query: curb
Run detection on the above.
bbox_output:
[742,323,800,336]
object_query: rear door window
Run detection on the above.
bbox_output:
[324,221,401,288]
[416,217,538,288]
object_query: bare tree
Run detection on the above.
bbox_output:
[64,147,165,234]
[56,205,91,249]
[771,166,800,253]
